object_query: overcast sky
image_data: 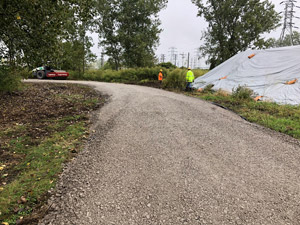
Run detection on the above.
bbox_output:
[91,0,298,67]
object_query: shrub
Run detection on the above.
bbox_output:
[232,85,254,100]
[193,69,209,79]
[0,66,23,93]
[68,70,82,80]
[163,68,186,89]
[69,67,165,83]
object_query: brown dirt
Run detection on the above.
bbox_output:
[0,83,101,128]
[0,82,104,224]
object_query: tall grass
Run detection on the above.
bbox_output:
[193,69,209,79]
[162,68,209,90]
[162,68,186,89]
[69,67,166,83]
[68,67,208,88]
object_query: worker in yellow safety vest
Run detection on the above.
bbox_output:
[185,67,194,91]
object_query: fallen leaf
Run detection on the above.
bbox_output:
[20,196,27,203]
[14,207,20,213]
[3,174,8,177]
[0,187,4,191]
[2,222,9,225]
[0,167,4,171]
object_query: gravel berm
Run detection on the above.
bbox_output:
[26,80,300,225]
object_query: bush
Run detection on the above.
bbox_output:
[193,69,209,79]
[69,67,165,83]
[68,70,82,80]
[0,66,23,93]
[163,68,186,89]
[232,85,254,100]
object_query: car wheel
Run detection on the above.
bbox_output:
[36,71,45,79]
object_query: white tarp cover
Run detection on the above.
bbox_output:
[192,45,300,105]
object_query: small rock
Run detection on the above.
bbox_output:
[79,193,85,198]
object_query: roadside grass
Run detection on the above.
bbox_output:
[69,68,209,88]
[188,90,300,140]
[0,83,103,224]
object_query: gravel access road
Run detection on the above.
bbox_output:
[31,80,300,225]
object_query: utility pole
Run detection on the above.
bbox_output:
[180,53,185,67]
[279,0,300,46]
[187,52,190,68]
[174,54,177,66]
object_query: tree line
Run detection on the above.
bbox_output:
[0,0,293,91]
[0,0,167,71]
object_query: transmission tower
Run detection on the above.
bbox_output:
[160,54,166,63]
[279,0,300,46]
[168,47,177,65]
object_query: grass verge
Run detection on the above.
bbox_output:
[187,89,300,140]
[0,83,104,224]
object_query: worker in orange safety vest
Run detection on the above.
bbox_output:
[158,69,163,83]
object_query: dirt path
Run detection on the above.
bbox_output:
[27,80,300,225]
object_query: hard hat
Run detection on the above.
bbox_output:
[188,67,191,70]
[160,69,163,72]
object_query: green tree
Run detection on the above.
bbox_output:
[59,39,96,72]
[192,0,280,69]
[272,31,300,47]
[0,0,77,67]
[74,0,98,75]
[97,0,123,70]
[97,0,167,70]
[0,0,97,91]
[0,0,69,91]
[157,62,177,69]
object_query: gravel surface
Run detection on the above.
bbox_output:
[27,80,300,225]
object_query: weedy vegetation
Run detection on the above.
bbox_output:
[189,85,300,140]
[0,83,103,224]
